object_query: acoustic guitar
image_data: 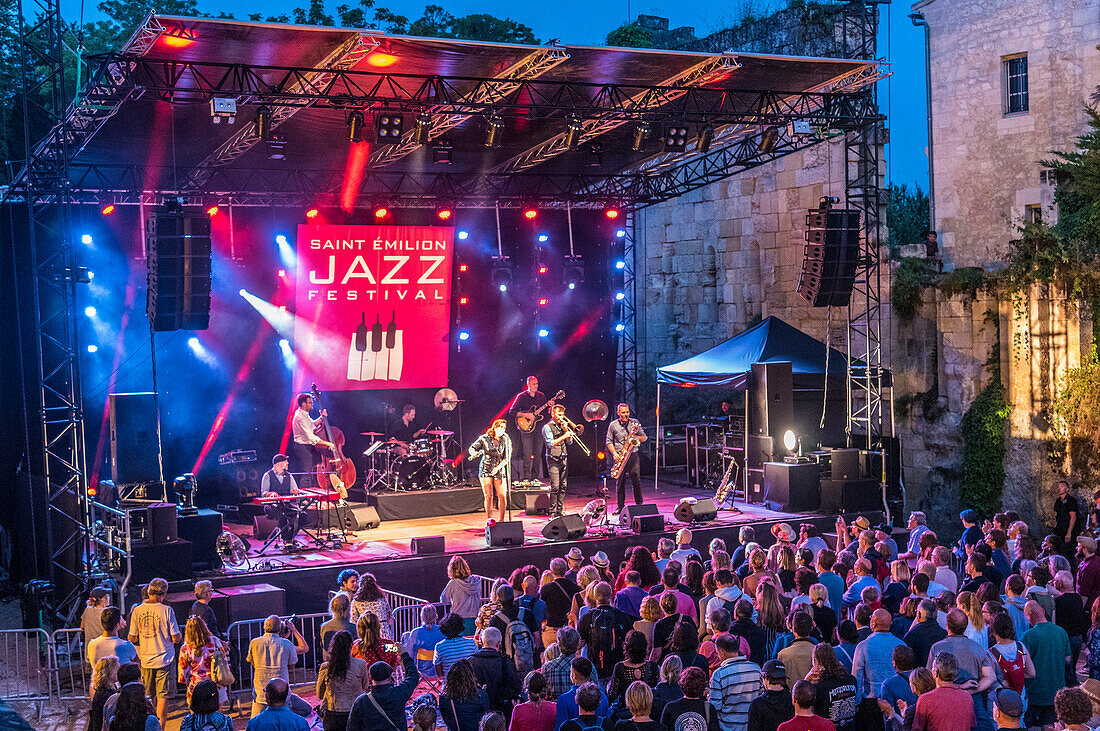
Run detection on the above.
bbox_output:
[514,390,565,433]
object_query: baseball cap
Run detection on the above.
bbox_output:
[762,660,786,680]
[272,454,289,466]
[89,587,109,600]
[369,661,394,682]
[994,688,1023,717]
[1079,536,1097,553]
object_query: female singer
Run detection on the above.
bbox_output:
[468,419,512,525]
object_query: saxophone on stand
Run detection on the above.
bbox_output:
[610,422,641,480]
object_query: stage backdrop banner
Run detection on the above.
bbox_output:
[295,224,453,389]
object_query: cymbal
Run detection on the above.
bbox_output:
[434,387,460,412]
[360,431,384,436]
[387,438,408,446]
[426,429,454,436]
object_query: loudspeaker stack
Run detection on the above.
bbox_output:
[146,214,213,331]
[796,206,861,307]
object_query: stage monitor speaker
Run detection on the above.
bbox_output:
[222,583,286,624]
[750,362,794,439]
[796,207,861,307]
[486,521,524,547]
[673,498,718,523]
[146,214,213,331]
[344,505,381,531]
[763,462,822,512]
[411,536,445,555]
[831,448,862,479]
[632,514,665,533]
[542,514,587,541]
[146,502,178,545]
[820,477,881,513]
[619,503,659,527]
[109,393,163,484]
[253,514,278,540]
[176,509,222,570]
[131,540,192,583]
[525,492,550,516]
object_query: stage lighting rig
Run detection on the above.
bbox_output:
[663,123,688,152]
[484,112,504,148]
[266,132,287,160]
[698,122,715,152]
[565,115,584,149]
[631,122,651,152]
[760,125,780,154]
[563,255,585,289]
[347,110,365,143]
[255,105,273,140]
[432,139,453,164]
[210,97,236,124]
[491,256,514,292]
[374,111,404,144]
[414,112,432,145]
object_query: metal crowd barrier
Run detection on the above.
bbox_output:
[50,628,90,702]
[0,629,52,703]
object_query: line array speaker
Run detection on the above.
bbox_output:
[796,207,861,307]
[146,214,212,331]
[750,362,793,439]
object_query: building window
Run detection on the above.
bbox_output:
[1025,205,1042,224]
[1003,54,1029,115]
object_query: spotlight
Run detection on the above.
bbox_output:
[210,97,236,124]
[563,256,585,288]
[305,208,320,219]
[615,323,625,332]
[206,205,219,217]
[255,105,273,140]
[538,328,549,338]
[81,234,93,245]
[276,235,288,246]
[537,233,549,243]
[373,206,390,220]
[490,256,513,292]
[347,110,365,143]
[459,296,469,305]
[84,306,97,318]
[615,229,626,238]
[565,115,583,149]
[432,140,453,164]
[266,132,287,160]
[484,112,504,148]
[614,260,626,270]
[538,297,549,306]
[458,330,470,341]
[278,338,289,348]
[437,208,453,221]
[499,284,508,292]
[604,208,620,220]
[457,230,469,240]
[188,336,200,349]
[760,125,780,154]
[631,121,651,152]
[458,264,469,273]
[596,451,606,461]
[585,142,604,167]
[568,282,576,290]
[374,110,404,144]
[366,52,398,67]
[538,266,548,275]
[101,204,116,216]
[783,429,798,452]
[414,112,432,145]
[615,291,625,300]
[698,122,715,152]
[277,269,286,278]
[523,207,538,221]
[663,123,689,152]
[87,344,98,353]
[238,288,247,297]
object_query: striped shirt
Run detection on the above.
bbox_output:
[432,636,477,675]
[709,656,762,731]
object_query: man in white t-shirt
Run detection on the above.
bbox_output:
[87,606,138,667]
[128,577,181,730]
[670,528,702,569]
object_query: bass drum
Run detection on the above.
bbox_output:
[393,455,429,490]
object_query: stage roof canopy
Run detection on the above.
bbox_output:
[11,14,884,209]
[656,316,858,389]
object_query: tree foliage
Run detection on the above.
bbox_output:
[886,182,929,253]
[960,380,1010,519]
[1050,349,1100,487]
[605,22,652,48]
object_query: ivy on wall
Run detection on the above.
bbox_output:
[959,380,1010,518]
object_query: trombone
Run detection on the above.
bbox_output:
[558,414,591,456]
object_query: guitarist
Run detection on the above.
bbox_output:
[291,392,333,490]
[606,403,648,519]
[507,376,546,481]
[468,419,513,525]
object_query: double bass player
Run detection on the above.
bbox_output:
[291,392,333,491]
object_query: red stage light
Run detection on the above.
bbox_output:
[459,296,469,305]
[367,52,398,67]
[277,269,286,278]
[306,208,320,219]
[605,208,620,219]
[458,264,469,273]
[373,206,389,220]
[101,204,116,216]
[523,208,538,220]
[538,266,548,274]
[87,484,97,497]
[538,297,549,306]
[161,33,195,49]
[596,451,606,461]
[437,208,453,221]
[206,205,219,217]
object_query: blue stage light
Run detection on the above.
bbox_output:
[458,230,469,240]
[458,331,470,341]
[87,344,98,353]
[187,337,200,349]
[615,229,626,238]
[614,260,626,270]
[84,306,97,318]
[276,234,288,245]
[537,233,549,243]
[538,328,549,338]
[615,291,625,300]
[81,234,93,245]
[614,323,625,333]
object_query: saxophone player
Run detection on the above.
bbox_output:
[606,403,647,518]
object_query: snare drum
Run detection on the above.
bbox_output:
[393,455,429,490]
[411,437,433,458]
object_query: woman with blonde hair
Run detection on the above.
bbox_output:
[90,655,119,731]
[622,680,660,730]
[807,582,837,643]
[569,565,600,625]
[352,612,398,667]
[956,591,987,647]
[776,545,797,593]
[882,560,912,615]
[634,596,661,660]
[177,615,225,705]
[440,555,482,636]
[650,655,684,724]
[468,419,511,524]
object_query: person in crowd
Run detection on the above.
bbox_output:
[889,597,918,639]
[1025,565,1056,622]
[671,528,702,568]
[777,611,817,687]
[897,512,930,569]
[778,679,835,731]
[320,594,357,658]
[405,603,446,678]
[955,591,988,648]
[798,523,829,557]
[990,687,1025,731]
[738,544,763,580]
[807,583,838,644]
[617,545,663,592]
[988,611,1034,696]
[469,626,521,717]
[519,576,548,640]
[179,679,232,731]
[661,666,719,730]
[714,569,748,610]
[177,616,225,706]
[127,577,181,730]
[441,556,483,636]
[956,509,984,560]
[488,583,540,675]
[335,568,360,600]
[708,632,761,730]
[729,599,770,667]
[882,562,911,616]
[731,527,756,571]
[1055,686,1094,731]
[412,703,438,731]
[706,538,728,569]
[903,600,947,667]
[633,596,661,661]
[188,581,219,638]
[746,659,794,731]
[669,621,710,676]
[434,612,479,677]
[556,658,610,729]
[1086,601,1100,681]
[315,630,368,731]
[654,540,675,574]
[1053,570,1088,685]
[541,558,582,649]
[815,550,845,617]
[245,615,312,718]
[439,658,491,731]
[1002,573,1032,642]
[479,712,507,731]
[833,621,860,674]
[559,682,610,731]
[350,572,393,637]
[101,662,141,729]
[744,549,780,599]
[345,652,419,731]
[606,630,659,717]
[912,652,975,731]
[876,644,916,722]
[684,561,706,603]
[88,607,138,668]
[852,609,906,728]
[653,592,698,660]
[651,564,697,620]
[509,670,556,731]
[805,643,858,730]
[352,611,398,668]
[616,681,660,731]
[842,559,879,612]
[1022,599,1071,730]
[790,568,816,611]
[651,655,684,724]
[82,587,110,654]
[756,582,787,657]
[542,627,597,700]
[108,682,160,731]
[924,608,996,730]
[593,552,618,588]
[614,571,650,620]
[1055,480,1082,550]
[1077,536,1100,614]
[90,656,120,731]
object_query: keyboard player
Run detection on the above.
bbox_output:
[261,454,313,546]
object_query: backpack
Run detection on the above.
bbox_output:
[990,642,1027,694]
[589,607,621,673]
[495,608,536,675]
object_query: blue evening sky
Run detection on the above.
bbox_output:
[65,0,929,189]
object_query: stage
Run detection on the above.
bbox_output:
[159,476,880,616]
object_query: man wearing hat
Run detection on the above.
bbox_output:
[835,515,871,555]
[591,551,612,577]
[746,659,794,730]
[564,547,584,583]
[261,453,308,545]
[992,688,1024,730]
[81,587,110,651]
[345,652,420,731]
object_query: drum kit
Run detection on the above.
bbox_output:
[360,387,464,493]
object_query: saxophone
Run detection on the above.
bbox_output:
[611,421,641,480]
[713,452,739,505]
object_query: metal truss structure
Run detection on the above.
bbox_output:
[15,0,92,623]
[615,218,637,409]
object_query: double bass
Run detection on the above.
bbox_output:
[309,383,354,499]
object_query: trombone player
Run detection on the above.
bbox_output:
[542,404,581,519]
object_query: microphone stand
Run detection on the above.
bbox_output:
[505,435,514,523]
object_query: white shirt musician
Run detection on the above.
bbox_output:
[468,419,512,526]
[291,393,332,490]
[606,403,648,516]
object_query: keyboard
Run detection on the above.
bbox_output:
[253,490,341,505]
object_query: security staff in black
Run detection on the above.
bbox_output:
[606,403,648,516]
[542,405,573,518]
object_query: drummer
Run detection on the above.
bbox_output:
[388,404,427,454]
